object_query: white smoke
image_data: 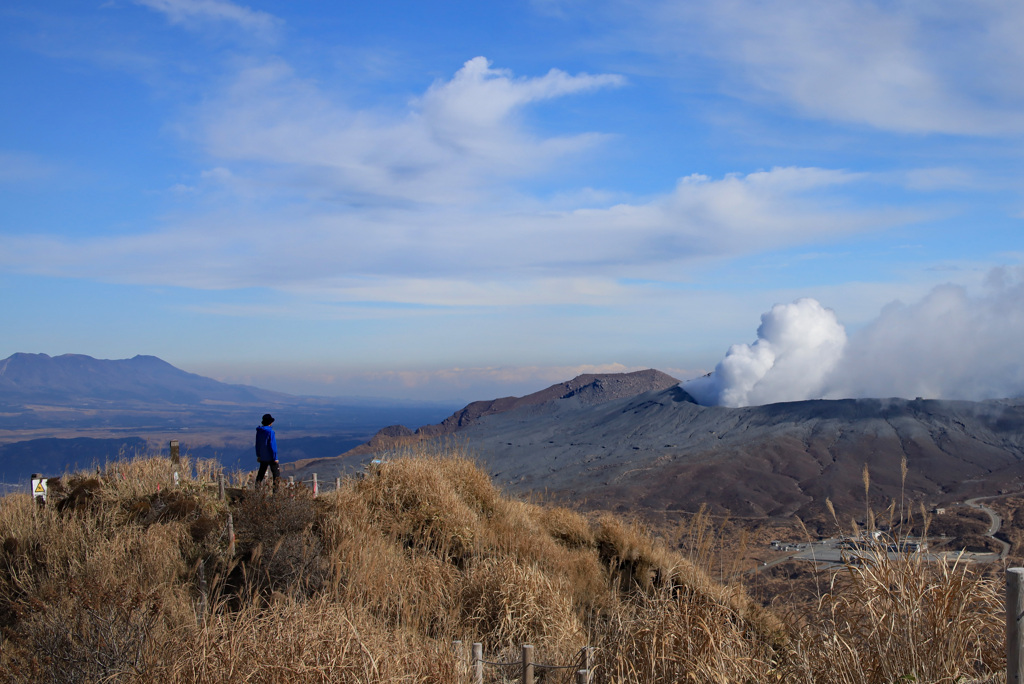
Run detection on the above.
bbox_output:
[685,267,1024,406]
[685,298,847,407]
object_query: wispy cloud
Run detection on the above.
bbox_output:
[134,0,280,38]
[363,362,639,390]
[637,0,1024,135]
[901,167,984,192]
[213,362,649,402]
[0,164,914,305]
[0,151,59,183]
[194,57,624,205]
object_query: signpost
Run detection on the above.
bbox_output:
[30,474,47,505]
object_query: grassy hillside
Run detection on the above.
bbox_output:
[0,446,1005,683]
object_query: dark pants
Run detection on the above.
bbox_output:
[256,460,280,488]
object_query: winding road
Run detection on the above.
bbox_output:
[964,495,1011,560]
[750,495,1015,574]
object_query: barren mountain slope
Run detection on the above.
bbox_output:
[458,388,1024,517]
[310,369,681,461]
[284,372,1024,519]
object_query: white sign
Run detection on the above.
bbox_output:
[31,477,47,503]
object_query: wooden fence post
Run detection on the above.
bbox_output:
[288,476,295,487]
[218,473,226,501]
[312,473,318,497]
[585,646,593,681]
[452,640,462,675]
[335,477,341,491]
[1008,568,1024,683]
[522,644,534,684]
[226,513,235,556]
[197,559,208,617]
[577,670,589,684]
[169,440,180,465]
[472,643,483,684]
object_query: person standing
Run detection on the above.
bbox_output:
[254,413,280,489]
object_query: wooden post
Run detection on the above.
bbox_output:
[335,477,341,491]
[452,640,462,674]
[169,440,180,465]
[197,559,208,617]
[312,473,318,497]
[1008,568,1024,683]
[577,671,589,684]
[522,644,534,684]
[226,513,236,556]
[472,643,483,684]
[218,473,226,501]
[585,646,594,681]
[288,476,295,487]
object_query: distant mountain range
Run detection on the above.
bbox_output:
[0,353,455,483]
[0,352,284,407]
[286,373,1024,520]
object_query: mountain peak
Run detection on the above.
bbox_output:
[0,352,281,406]
[336,369,682,458]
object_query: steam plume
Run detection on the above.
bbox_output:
[685,298,847,406]
[685,267,1024,406]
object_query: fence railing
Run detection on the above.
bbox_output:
[452,642,593,684]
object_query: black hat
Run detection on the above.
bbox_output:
[262,413,274,425]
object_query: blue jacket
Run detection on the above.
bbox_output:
[255,424,278,462]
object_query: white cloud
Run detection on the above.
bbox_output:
[134,0,280,37]
[5,54,908,301]
[0,165,909,303]
[195,57,624,206]
[643,0,1024,135]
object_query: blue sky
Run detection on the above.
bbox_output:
[2,0,1023,403]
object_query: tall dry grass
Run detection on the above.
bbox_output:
[0,446,1008,683]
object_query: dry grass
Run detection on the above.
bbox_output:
[781,546,1003,684]
[0,446,1009,683]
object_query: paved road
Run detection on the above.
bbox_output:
[965,495,1011,559]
